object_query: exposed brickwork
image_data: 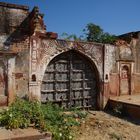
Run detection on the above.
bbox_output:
[0,2,29,10]
[0,3,29,35]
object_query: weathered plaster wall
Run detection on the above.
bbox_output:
[104,44,117,82]
[0,3,28,35]
[10,39,30,98]
[0,60,7,105]
[7,57,16,104]
[103,44,118,107]
[0,3,29,52]
[0,2,30,100]
[131,36,140,94]
[0,55,16,105]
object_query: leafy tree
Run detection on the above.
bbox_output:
[60,23,117,44]
[83,23,103,42]
[83,23,117,44]
[100,32,117,44]
[60,32,84,41]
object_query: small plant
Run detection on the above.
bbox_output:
[41,103,84,140]
[0,99,88,140]
[0,98,44,129]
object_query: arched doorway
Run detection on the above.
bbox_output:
[41,50,99,109]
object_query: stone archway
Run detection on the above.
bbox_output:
[41,50,99,109]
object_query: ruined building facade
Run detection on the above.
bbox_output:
[0,2,140,109]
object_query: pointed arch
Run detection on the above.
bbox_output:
[40,49,100,109]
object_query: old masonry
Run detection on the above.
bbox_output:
[0,2,140,109]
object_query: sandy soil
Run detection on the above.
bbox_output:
[74,111,140,140]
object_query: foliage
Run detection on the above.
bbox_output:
[83,23,117,44]
[0,98,87,140]
[60,32,85,41]
[41,103,87,140]
[83,23,104,42]
[60,23,117,44]
[0,98,44,129]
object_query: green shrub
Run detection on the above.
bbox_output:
[0,99,87,140]
[0,98,44,129]
[41,103,78,140]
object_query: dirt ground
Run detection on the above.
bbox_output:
[74,111,140,140]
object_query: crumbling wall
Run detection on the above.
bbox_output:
[0,2,29,35]
[0,60,7,105]
[10,39,30,98]
[2,1,140,109]
[103,44,118,107]
[0,2,30,99]
[131,35,140,94]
